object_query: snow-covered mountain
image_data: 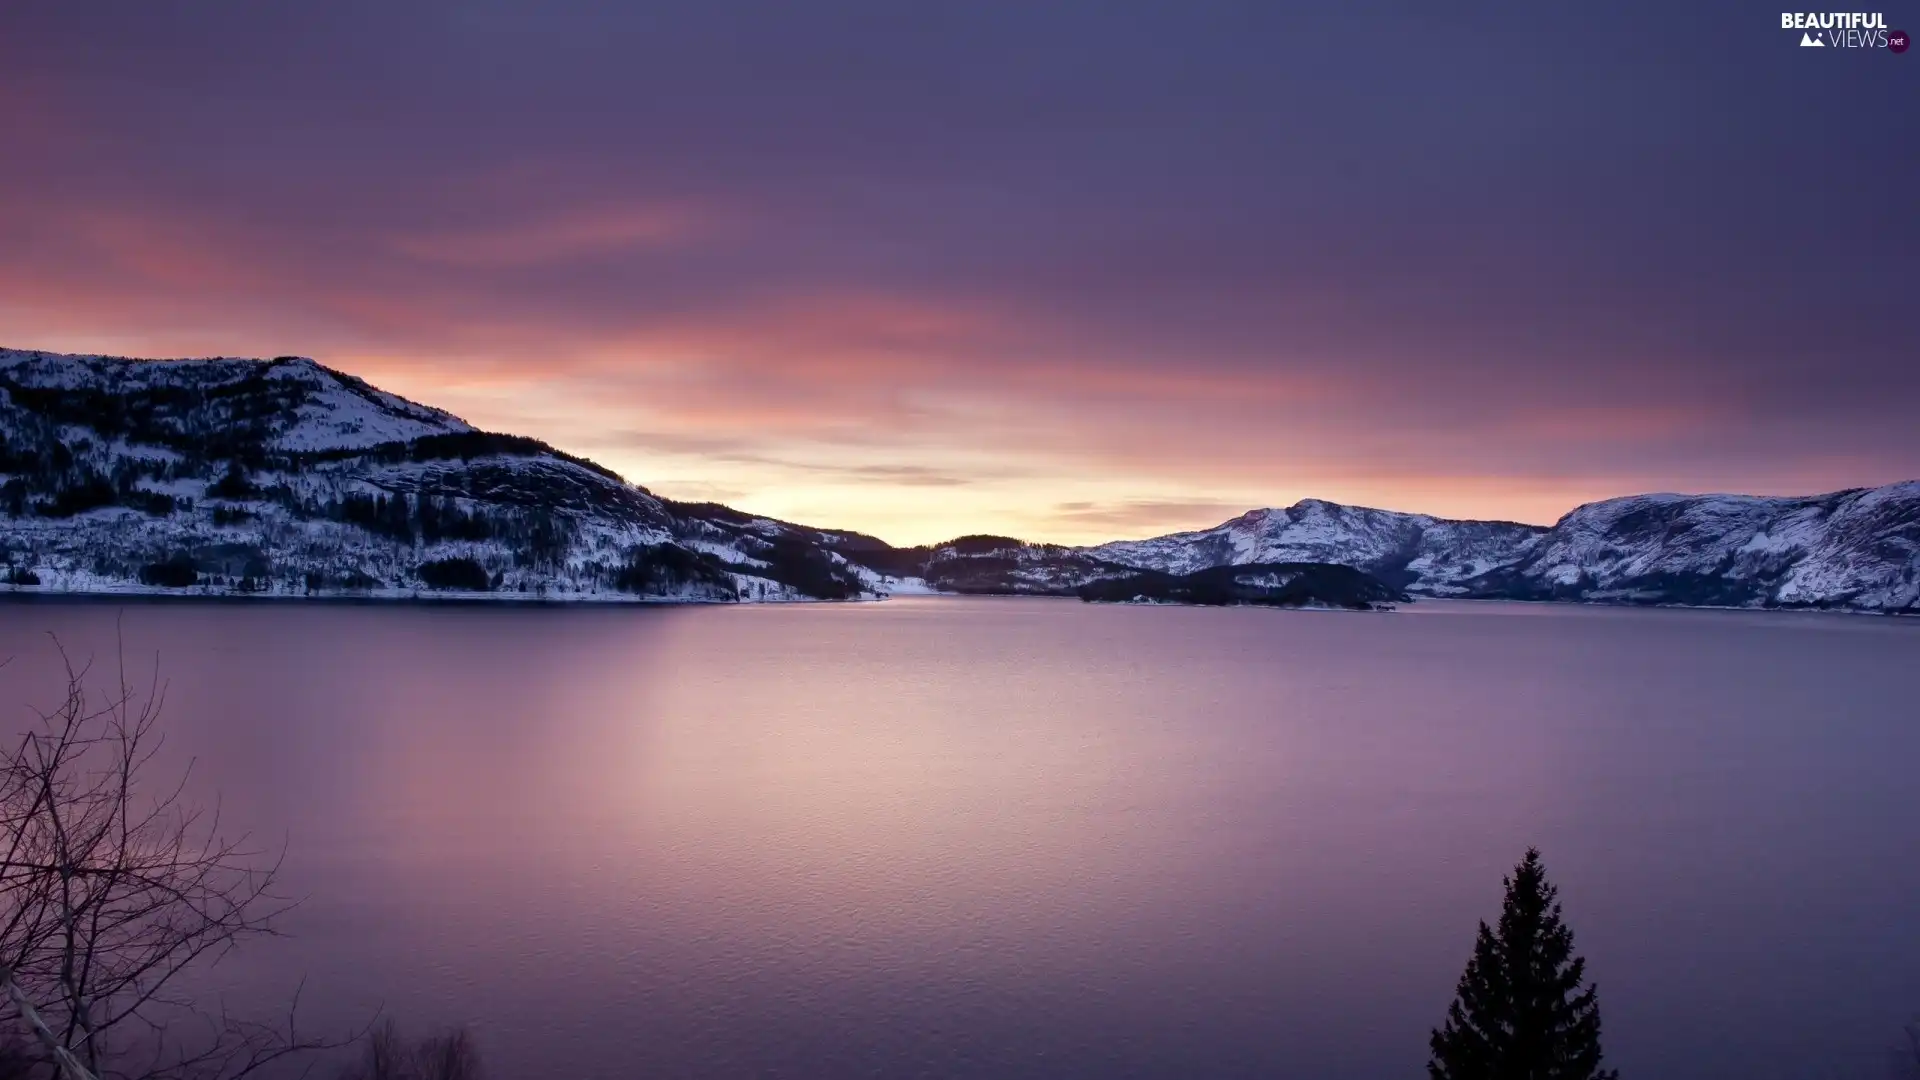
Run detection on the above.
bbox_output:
[1082,488,1920,613]
[1465,484,1920,611]
[3,347,1913,613]
[0,349,902,602]
[1090,500,1546,592]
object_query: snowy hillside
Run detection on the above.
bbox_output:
[1090,500,1546,592]
[1470,484,1920,611]
[1078,488,1919,613]
[0,348,888,603]
[0,350,474,451]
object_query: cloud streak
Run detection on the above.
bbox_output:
[391,202,724,268]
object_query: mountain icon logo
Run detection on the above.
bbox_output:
[1800,31,1825,45]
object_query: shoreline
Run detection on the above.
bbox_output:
[0,585,882,609]
[0,586,1908,618]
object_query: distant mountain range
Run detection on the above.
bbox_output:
[2,348,1915,613]
[1093,492,1920,612]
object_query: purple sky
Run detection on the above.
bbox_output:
[2,2,1914,543]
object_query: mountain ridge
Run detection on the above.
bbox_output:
[0,348,901,603]
[1079,485,1919,613]
[2,348,1914,613]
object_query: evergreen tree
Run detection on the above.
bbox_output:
[1429,848,1617,1080]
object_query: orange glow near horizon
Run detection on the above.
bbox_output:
[1,167,1911,548]
[0,266,1906,549]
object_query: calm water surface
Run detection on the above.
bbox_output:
[0,597,1914,1079]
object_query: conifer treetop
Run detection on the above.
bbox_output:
[1429,848,1618,1080]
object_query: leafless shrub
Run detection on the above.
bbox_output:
[0,637,351,1080]
[335,1021,479,1080]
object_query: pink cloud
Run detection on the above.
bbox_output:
[391,201,723,268]
[0,154,1912,545]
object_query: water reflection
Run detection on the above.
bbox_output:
[0,598,1913,1078]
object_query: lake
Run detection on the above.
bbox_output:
[0,597,1914,1078]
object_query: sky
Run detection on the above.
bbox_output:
[1,2,1914,545]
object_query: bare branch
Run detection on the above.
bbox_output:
[0,636,358,1080]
